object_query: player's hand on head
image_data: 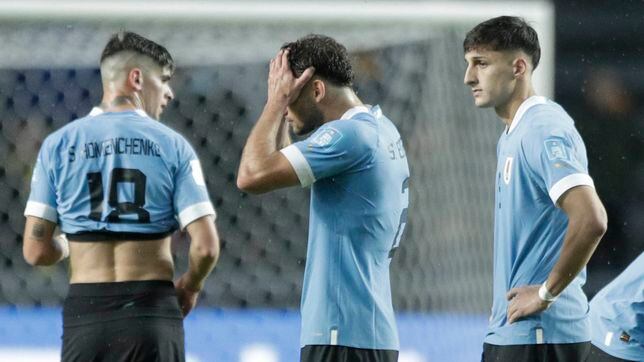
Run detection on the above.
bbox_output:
[505,285,551,324]
[267,49,315,108]
[174,274,201,317]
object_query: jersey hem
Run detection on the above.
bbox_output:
[300,340,400,351]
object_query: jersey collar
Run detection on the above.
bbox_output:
[340,105,370,120]
[88,106,149,118]
[507,95,548,134]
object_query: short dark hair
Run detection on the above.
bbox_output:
[463,16,541,69]
[100,31,175,72]
[282,34,354,87]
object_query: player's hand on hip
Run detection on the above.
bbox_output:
[174,274,201,317]
[266,49,315,108]
[506,285,551,324]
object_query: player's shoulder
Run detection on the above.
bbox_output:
[40,113,92,149]
[523,99,578,141]
[314,115,377,152]
[525,99,573,128]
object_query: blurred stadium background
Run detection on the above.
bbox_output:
[0,1,641,361]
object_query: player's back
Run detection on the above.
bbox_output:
[27,109,213,283]
[300,105,410,350]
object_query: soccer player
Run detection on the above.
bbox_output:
[588,252,643,362]
[463,16,608,361]
[22,31,220,362]
[237,34,410,362]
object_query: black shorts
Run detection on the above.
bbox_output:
[62,280,184,362]
[301,345,398,362]
[587,343,637,362]
[482,342,590,362]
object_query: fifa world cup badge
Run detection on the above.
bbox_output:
[503,157,514,184]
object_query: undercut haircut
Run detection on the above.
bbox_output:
[463,16,541,69]
[100,31,175,72]
[282,34,354,87]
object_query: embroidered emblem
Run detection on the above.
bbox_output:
[545,138,569,160]
[310,127,342,147]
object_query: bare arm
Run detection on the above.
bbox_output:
[276,113,292,150]
[175,215,220,316]
[545,185,607,294]
[507,185,607,323]
[23,216,65,266]
[236,49,314,194]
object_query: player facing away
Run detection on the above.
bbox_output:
[587,252,643,362]
[463,16,608,361]
[22,31,220,362]
[237,34,410,362]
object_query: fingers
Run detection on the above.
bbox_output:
[508,308,521,324]
[294,66,315,89]
[280,49,289,70]
[506,288,518,300]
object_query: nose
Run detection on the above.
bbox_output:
[464,65,477,86]
[166,87,174,102]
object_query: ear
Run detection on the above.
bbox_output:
[513,57,528,78]
[312,79,326,103]
[127,68,143,91]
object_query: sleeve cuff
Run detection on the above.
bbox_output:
[178,201,216,229]
[280,145,315,188]
[24,201,58,223]
[549,173,595,205]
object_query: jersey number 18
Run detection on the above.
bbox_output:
[86,168,150,223]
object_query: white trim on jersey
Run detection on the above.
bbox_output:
[178,201,216,229]
[549,173,594,205]
[340,105,370,120]
[88,107,103,116]
[507,96,548,134]
[280,145,315,188]
[87,107,149,118]
[24,201,57,223]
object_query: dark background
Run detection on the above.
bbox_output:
[555,0,644,295]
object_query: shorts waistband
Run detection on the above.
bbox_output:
[68,280,175,297]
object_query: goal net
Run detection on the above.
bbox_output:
[0,1,554,315]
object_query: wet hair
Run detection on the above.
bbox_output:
[282,34,354,87]
[463,16,541,69]
[100,31,175,72]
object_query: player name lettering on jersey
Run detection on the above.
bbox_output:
[74,137,162,161]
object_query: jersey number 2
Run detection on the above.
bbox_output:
[389,177,409,258]
[86,168,150,223]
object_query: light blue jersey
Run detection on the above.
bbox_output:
[486,96,595,345]
[24,108,215,239]
[589,252,644,361]
[280,105,410,350]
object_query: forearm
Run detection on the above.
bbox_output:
[545,220,604,296]
[183,246,218,291]
[24,239,64,266]
[238,103,286,176]
[276,115,292,149]
[23,217,62,266]
[182,217,220,291]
